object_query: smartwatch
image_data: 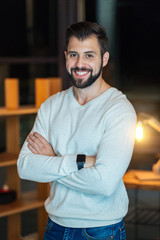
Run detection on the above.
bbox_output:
[76,154,86,170]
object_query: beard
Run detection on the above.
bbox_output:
[67,61,103,89]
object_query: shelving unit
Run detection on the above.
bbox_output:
[0,78,61,240]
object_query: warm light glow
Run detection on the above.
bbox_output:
[136,121,143,141]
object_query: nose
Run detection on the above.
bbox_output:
[76,56,85,68]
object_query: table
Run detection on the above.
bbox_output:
[123,170,160,191]
[123,170,160,240]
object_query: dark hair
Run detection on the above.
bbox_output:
[65,21,109,55]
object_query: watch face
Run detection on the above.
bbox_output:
[77,154,86,163]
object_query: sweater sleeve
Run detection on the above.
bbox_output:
[57,110,137,197]
[17,100,78,183]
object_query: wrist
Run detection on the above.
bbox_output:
[84,156,96,168]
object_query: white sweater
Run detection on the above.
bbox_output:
[17,87,137,228]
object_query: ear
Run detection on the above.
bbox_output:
[64,51,67,59]
[102,52,109,67]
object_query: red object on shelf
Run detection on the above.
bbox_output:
[0,189,10,193]
[0,189,16,204]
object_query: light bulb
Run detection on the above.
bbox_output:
[136,121,143,141]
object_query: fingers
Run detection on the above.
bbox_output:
[27,142,39,154]
[27,134,41,148]
[26,132,55,156]
[27,132,44,154]
[32,132,48,145]
[27,132,45,145]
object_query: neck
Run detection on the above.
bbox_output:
[73,78,111,105]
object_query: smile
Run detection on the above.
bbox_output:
[73,69,91,77]
[76,71,88,76]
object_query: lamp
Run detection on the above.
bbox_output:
[136,112,160,175]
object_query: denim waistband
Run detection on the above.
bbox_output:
[48,217,124,230]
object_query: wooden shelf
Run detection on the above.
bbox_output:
[0,191,44,218]
[0,106,38,116]
[10,233,38,240]
[0,78,59,239]
[0,152,18,167]
[21,233,38,240]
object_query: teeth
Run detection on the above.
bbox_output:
[76,71,88,76]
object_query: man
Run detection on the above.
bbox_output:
[17,22,137,240]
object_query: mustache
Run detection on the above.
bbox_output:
[71,67,92,72]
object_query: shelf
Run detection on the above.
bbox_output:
[0,152,18,167]
[10,233,38,240]
[0,78,53,239]
[0,106,38,116]
[21,233,38,240]
[0,191,44,218]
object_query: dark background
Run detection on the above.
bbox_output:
[0,0,160,239]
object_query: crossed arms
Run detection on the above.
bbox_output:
[27,132,96,168]
[17,102,137,197]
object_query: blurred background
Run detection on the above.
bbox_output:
[0,0,160,239]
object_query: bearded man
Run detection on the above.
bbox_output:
[17,22,137,240]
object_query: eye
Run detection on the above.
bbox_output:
[86,54,94,59]
[69,53,77,58]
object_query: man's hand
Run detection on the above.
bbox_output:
[27,132,56,156]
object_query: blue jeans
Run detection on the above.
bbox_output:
[43,218,126,240]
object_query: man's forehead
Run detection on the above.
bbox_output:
[67,35,101,52]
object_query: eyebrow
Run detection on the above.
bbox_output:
[85,51,97,55]
[67,50,96,54]
[67,51,77,54]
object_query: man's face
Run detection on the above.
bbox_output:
[65,35,108,89]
